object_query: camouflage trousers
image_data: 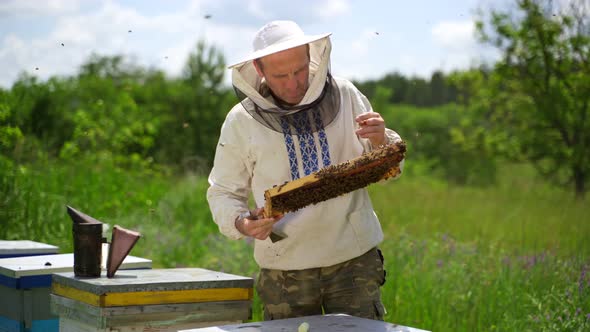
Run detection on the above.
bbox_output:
[256,247,387,321]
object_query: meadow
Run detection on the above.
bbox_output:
[1,158,589,332]
[3,6,588,328]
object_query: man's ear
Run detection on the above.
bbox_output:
[253,59,265,78]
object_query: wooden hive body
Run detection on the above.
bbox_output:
[50,268,253,332]
[0,253,151,332]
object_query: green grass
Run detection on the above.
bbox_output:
[1,159,589,331]
[374,163,589,257]
[372,164,589,331]
[0,158,170,250]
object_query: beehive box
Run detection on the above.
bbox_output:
[50,268,253,332]
[0,240,59,259]
[179,314,430,332]
[0,253,151,332]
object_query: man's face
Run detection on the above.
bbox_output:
[255,45,310,105]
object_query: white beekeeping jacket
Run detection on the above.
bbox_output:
[207,37,402,270]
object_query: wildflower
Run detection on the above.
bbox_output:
[579,265,587,294]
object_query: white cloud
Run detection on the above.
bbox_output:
[316,0,351,19]
[0,32,92,86]
[0,0,252,87]
[0,0,80,17]
[0,35,26,68]
[0,1,497,88]
[245,0,268,20]
[431,20,476,51]
[430,19,500,73]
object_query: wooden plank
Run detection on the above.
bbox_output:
[102,287,252,307]
[52,283,102,307]
[52,268,252,295]
[51,294,251,319]
[53,282,252,307]
[23,289,32,329]
[0,254,151,278]
[0,284,24,320]
[1,286,56,320]
[51,294,106,328]
[59,318,102,332]
[179,314,431,332]
[51,294,251,328]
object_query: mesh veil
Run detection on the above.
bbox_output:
[231,37,340,134]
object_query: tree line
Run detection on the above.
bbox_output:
[1,0,588,198]
[354,70,464,107]
[0,45,470,175]
[1,41,235,174]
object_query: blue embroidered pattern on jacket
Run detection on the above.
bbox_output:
[312,108,331,167]
[280,119,300,180]
[281,111,332,180]
[294,112,319,176]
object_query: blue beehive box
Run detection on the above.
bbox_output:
[0,253,152,332]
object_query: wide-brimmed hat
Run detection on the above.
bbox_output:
[228,20,331,68]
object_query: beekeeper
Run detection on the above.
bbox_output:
[207,20,403,321]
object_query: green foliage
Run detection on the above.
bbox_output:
[154,41,237,172]
[2,161,588,330]
[1,14,589,330]
[381,103,498,185]
[374,163,589,259]
[355,71,459,107]
[373,164,589,331]
[0,92,24,156]
[130,175,261,288]
[477,0,590,198]
[0,157,170,250]
[3,40,234,174]
[525,276,590,332]
[367,68,510,187]
[381,233,589,331]
[59,55,169,170]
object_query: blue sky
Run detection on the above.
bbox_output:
[0,0,503,88]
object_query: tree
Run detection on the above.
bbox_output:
[153,40,235,172]
[0,89,23,158]
[477,0,590,199]
[430,71,448,106]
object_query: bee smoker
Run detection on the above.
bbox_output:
[67,205,141,278]
[68,206,103,278]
